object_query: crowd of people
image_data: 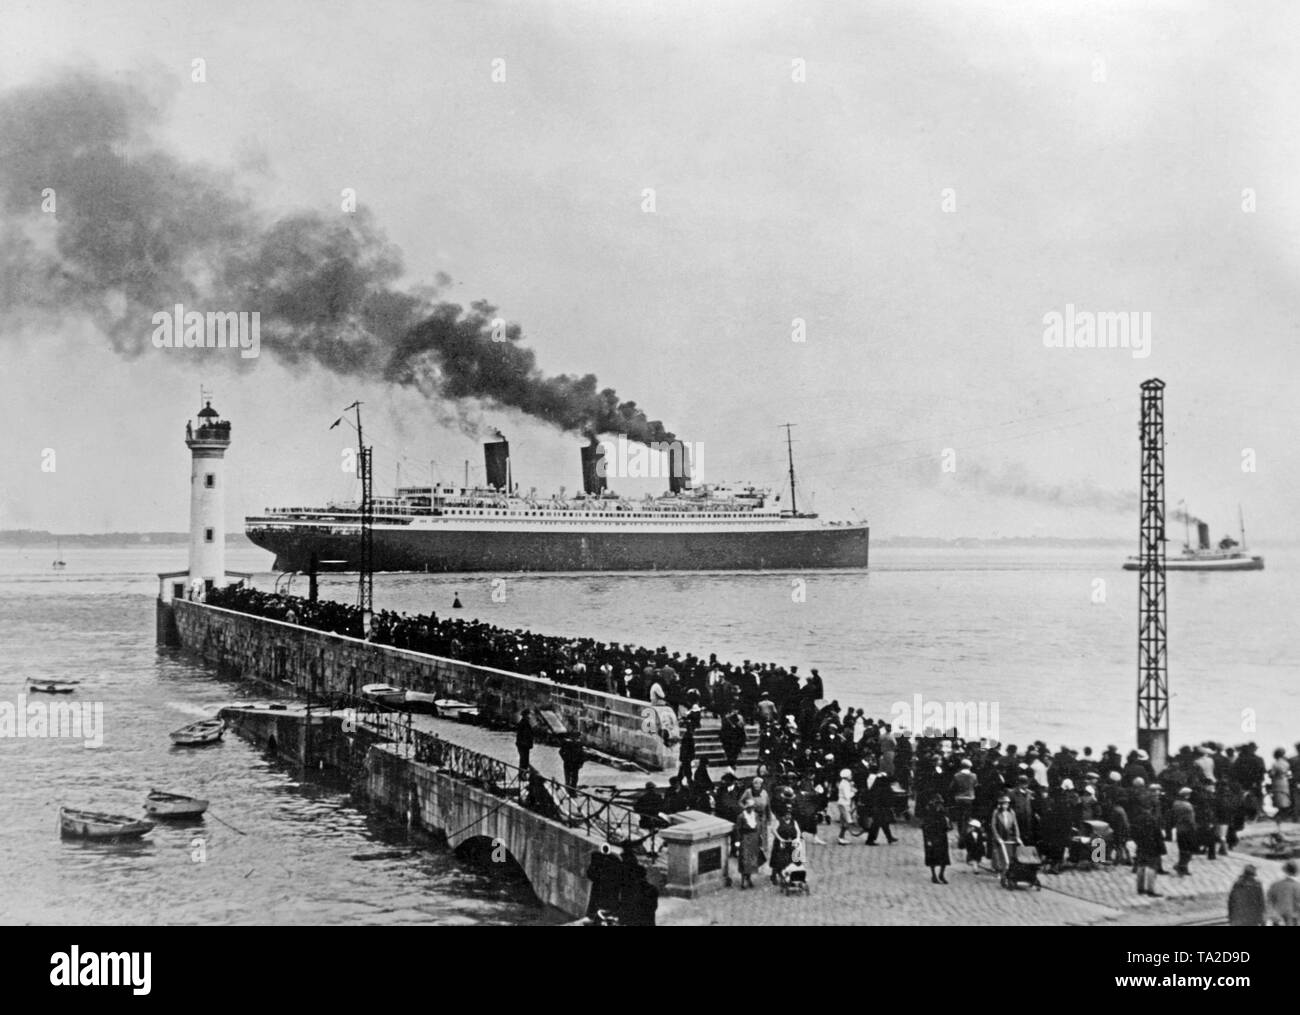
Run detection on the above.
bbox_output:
[637,691,1300,913]
[206,584,1300,920]
[204,585,823,722]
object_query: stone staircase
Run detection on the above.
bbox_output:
[690,719,761,770]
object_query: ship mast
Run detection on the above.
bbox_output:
[780,422,798,515]
[1239,504,1246,547]
[342,401,371,636]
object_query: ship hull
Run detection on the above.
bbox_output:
[248,524,869,572]
[1121,555,1264,572]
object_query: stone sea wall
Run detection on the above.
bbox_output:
[171,599,676,770]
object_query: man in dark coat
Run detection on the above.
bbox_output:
[720,711,747,769]
[894,735,914,795]
[663,776,691,813]
[1131,804,1165,897]
[1009,776,1035,843]
[584,844,621,920]
[677,725,696,781]
[515,710,534,771]
[617,850,658,926]
[864,771,898,844]
[1232,744,1266,813]
[1171,787,1198,876]
[635,781,669,832]
[525,768,563,822]
[559,733,587,790]
[1228,865,1266,926]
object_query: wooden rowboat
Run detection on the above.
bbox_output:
[361,683,406,708]
[403,690,440,714]
[434,699,480,722]
[29,681,78,694]
[59,807,155,840]
[169,718,225,745]
[144,790,209,818]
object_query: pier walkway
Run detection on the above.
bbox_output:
[223,696,1298,925]
[294,702,1300,926]
[392,712,655,795]
[659,819,1299,927]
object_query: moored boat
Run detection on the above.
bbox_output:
[361,683,407,708]
[403,690,440,714]
[434,699,480,721]
[28,681,77,694]
[144,790,210,818]
[59,807,155,840]
[170,718,225,745]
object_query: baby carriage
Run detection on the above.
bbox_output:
[1068,819,1114,868]
[995,839,1043,891]
[779,836,811,895]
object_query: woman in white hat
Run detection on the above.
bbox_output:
[836,769,858,845]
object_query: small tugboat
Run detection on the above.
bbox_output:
[59,807,155,840]
[1123,506,1264,572]
[169,718,225,745]
[143,790,209,819]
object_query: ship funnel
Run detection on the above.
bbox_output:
[580,439,607,495]
[666,440,692,494]
[1197,521,1210,550]
[483,435,510,491]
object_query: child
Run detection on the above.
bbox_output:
[784,834,809,890]
[836,769,857,844]
[961,818,987,871]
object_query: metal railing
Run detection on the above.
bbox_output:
[303,687,647,850]
[404,724,644,848]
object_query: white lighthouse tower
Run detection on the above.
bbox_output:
[184,398,232,597]
[157,396,251,642]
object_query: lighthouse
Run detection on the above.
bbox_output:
[185,399,232,593]
[157,398,253,644]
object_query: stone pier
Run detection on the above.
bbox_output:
[171,599,678,770]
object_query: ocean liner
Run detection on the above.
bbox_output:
[245,435,869,572]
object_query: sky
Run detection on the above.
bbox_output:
[2,0,1297,540]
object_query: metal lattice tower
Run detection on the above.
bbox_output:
[343,400,374,636]
[359,444,374,631]
[1137,378,1168,771]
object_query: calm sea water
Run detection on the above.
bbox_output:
[2,543,1296,924]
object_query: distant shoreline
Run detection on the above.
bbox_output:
[0,529,1137,549]
[4,530,1287,550]
[0,530,257,548]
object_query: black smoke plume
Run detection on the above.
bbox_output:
[0,69,673,445]
[1170,507,1204,526]
[955,461,1136,514]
